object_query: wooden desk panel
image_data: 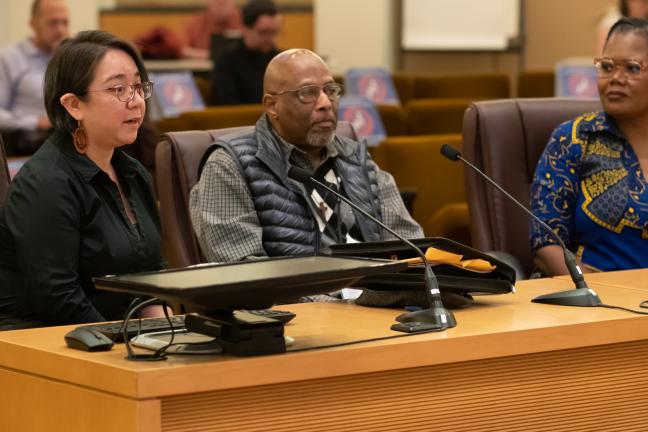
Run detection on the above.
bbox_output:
[160,340,648,432]
[99,11,313,51]
[0,368,160,432]
[2,275,648,431]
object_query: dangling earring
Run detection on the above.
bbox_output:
[72,120,87,154]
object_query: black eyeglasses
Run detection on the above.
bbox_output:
[269,82,344,104]
[594,58,648,79]
[86,81,154,102]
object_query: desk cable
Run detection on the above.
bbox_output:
[288,328,444,353]
[596,301,648,315]
[118,297,176,362]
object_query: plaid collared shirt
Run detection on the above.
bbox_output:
[189,126,423,263]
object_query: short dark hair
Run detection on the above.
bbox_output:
[43,30,148,133]
[605,16,648,47]
[242,0,277,28]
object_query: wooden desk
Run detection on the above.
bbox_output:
[2,276,648,431]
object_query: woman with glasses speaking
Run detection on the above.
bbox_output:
[0,31,166,329]
[531,17,648,276]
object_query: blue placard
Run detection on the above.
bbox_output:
[555,63,599,99]
[338,96,386,147]
[344,68,400,105]
[148,71,205,119]
[7,157,28,179]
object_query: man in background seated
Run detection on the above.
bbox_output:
[210,0,282,105]
[183,0,242,59]
[191,49,423,263]
[0,0,69,155]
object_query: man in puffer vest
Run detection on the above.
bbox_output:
[190,48,423,264]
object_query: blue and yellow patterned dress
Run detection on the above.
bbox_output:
[530,111,648,271]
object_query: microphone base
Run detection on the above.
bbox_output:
[396,307,457,329]
[532,288,602,307]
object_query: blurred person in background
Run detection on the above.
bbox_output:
[183,0,242,59]
[597,0,648,53]
[0,0,69,155]
[211,0,282,105]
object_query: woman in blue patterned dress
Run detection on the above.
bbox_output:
[531,17,648,275]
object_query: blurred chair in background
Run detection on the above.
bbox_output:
[517,71,554,98]
[405,99,473,135]
[156,104,264,133]
[371,133,468,243]
[413,73,510,99]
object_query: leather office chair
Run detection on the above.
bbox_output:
[462,98,601,277]
[0,134,11,207]
[155,122,358,269]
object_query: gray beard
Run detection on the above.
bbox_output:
[305,130,335,149]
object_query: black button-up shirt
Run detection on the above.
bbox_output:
[0,130,163,325]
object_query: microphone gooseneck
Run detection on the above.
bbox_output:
[288,166,456,329]
[440,144,601,307]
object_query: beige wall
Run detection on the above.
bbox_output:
[0,0,622,74]
[0,0,100,46]
[315,0,397,74]
[114,0,311,6]
[401,0,616,74]
[524,0,612,69]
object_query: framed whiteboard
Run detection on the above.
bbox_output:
[401,0,521,51]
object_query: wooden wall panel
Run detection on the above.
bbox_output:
[99,12,313,50]
[160,340,648,432]
[0,368,160,432]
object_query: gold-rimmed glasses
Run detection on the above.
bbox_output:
[86,81,154,102]
[593,58,648,79]
[269,82,344,104]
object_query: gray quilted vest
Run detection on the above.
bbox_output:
[202,116,383,256]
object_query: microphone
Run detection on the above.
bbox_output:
[288,166,456,329]
[440,144,601,307]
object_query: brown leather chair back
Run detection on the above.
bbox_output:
[0,134,10,207]
[155,122,358,268]
[462,98,601,276]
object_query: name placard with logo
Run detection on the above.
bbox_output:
[148,71,205,120]
[338,96,386,147]
[344,68,400,105]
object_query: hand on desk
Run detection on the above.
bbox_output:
[140,304,174,318]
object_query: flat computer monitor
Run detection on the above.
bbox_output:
[93,255,406,313]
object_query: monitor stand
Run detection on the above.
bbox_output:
[185,310,286,356]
